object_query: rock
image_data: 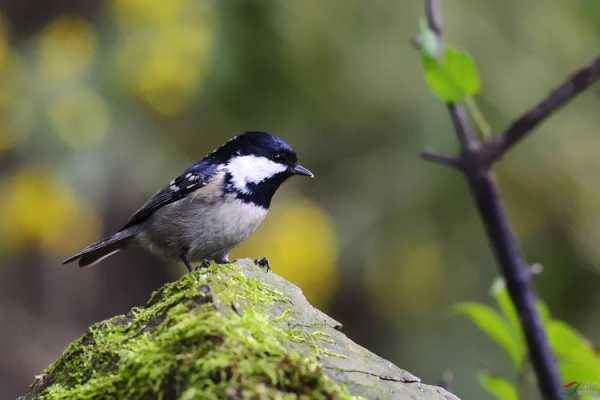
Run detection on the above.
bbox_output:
[20,259,459,400]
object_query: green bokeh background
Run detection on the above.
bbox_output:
[1,1,599,399]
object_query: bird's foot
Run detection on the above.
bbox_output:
[214,252,231,265]
[193,259,212,271]
[254,257,270,272]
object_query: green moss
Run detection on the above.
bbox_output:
[29,263,354,400]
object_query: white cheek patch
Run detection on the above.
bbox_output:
[226,155,287,193]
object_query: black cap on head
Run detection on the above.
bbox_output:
[210,131,298,165]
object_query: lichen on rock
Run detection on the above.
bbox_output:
[22,260,459,400]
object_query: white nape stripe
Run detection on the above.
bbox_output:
[226,155,287,193]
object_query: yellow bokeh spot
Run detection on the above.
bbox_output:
[113,0,215,115]
[133,48,200,115]
[48,88,110,148]
[366,241,444,317]
[113,0,185,26]
[0,169,102,256]
[233,197,340,307]
[38,16,97,81]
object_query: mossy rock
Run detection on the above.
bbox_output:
[21,260,459,400]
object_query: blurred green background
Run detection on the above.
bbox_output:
[1,1,599,398]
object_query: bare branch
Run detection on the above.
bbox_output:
[421,150,461,168]
[418,1,565,399]
[447,104,479,153]
[484,56,600,163]
[425,0,443,36]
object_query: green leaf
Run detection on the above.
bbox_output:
[421,46,481,102]
[478,372,519,400]
[491,279,520,336]
[490,280,526,367]
[550,320,594,356]
[537,299,552,326]
[469,278,600,392]
[455,302,524,366]
[560,358,600,386]
[549,320,600,384]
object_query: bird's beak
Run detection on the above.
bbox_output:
[292,163,314,178]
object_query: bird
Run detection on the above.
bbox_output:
[63,131,314,271]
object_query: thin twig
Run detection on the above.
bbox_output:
[447,104,479,153]
[421,150,461,168]
[425,0,443,35]
[419,1,565,399]
[484,56,600,163]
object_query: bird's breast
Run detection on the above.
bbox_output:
[206,197,268,239]
[184,195,268,260]
[142,179,268,261]
[185,172,268,238]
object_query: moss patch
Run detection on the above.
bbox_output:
[29,263,354,400]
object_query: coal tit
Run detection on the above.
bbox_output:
[63,132,314,271]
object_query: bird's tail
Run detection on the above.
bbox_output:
[63,227,142,268]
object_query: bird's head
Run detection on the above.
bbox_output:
[210,132,313,207]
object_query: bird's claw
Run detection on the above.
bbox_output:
[193,259,212,271]
[254,257,270,272]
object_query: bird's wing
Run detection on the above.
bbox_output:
[120,162,217,230]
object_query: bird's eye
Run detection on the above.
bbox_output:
[273,153,283,161]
